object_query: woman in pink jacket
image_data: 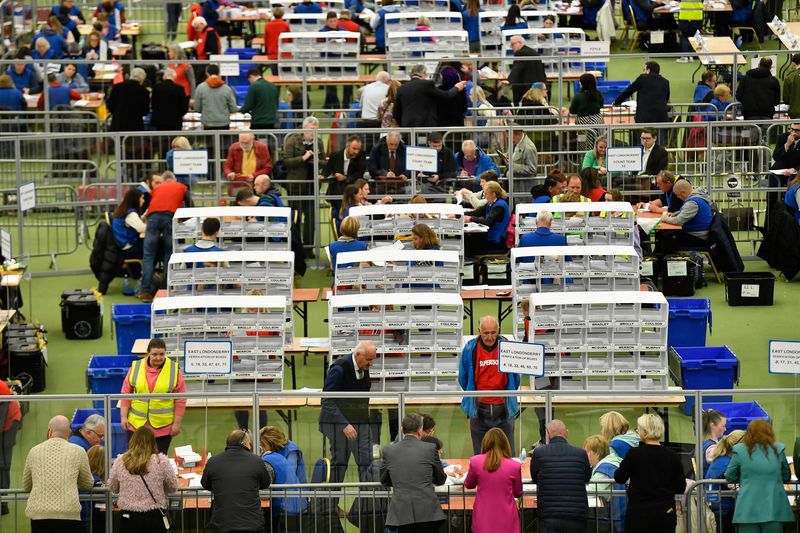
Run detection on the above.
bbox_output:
[463,427,523,533]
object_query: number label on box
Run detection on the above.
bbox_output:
[666,261,687,277]
[741,284,760,298]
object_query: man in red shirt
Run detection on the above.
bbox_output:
[458,315,521,455]
[139,171,189,302]
[264,7,291,74]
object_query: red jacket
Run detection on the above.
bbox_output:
[223,141,273,178]
[147,181,188,214]
[264,18,291,60]
[196,26,221,60]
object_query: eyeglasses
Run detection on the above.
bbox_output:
[88,429,105,440]
[641,136,653,141]
[791,128,800,133]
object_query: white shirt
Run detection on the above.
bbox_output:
[640,144,653,174]
[351,353,364,380]
[360,80,389,120]
[343,150,353,175]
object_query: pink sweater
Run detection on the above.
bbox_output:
[463,454,523,533]
[120,359,187,437]
[108,453,178,512]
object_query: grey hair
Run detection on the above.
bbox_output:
[401,413,424,434]
[302,116,319,128]
[410,64,427,79]
[82,414,105,432]
[130,67,147,83]
[386,130,401,142]
[163,68,177,80]
[461,139,476,151]
[536,210,553,226]
[35,37,50,50]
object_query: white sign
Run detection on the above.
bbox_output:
[740,284,760,298]
[640,260,654,276]
[498,340,544,376]
[0,229,10,260]
[651,30,665,44]
[580,41,610,61]
[210,54,241,77]
[606,147,643,173]
[19,182,35,212]
[769,340,800,374]
[184,340,232,375]
[172,150,209,175]
[666,260,688,277]
[751,55,777,76]
[405,146,438,173]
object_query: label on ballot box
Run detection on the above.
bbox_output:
[769,340,800,374]
[184,340,232,375]
[498,340,544,376]
[606,147,643,173]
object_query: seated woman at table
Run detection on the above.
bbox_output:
[463,427,523,533]
[411,223,440,250]
[57,63,89,93]
[33,17,68,59]
[111,188,146,262]
[464,181,510,257]
[518,83,560,125]
[705,83,733,121]
[31,37,58,61]
[0,74,26,111]
[580,167,607,202]
[260,425,307,483]
[37,72,82,109]
[329,215,368,275]
[583,434,626,533]
[582,135,607,175]
[9,60,42,94]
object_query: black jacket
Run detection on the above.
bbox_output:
[758,200,800,280]
[613,73,670,123]
[89,220,123,294]
[644,143,669,176]
[368,140,409,179]
[106,79,150,132]
[319,356,371,427]
[151,79,188,131]
[508,45,547,106]
[708,212,744,274]
[420,146,457,195]
[530,436,592,519]
[771,132,800,173]
[201,445,273,533]
[736,67,780,119]
[324,147,367,200]
[436,88,468,127]
[393,78,460,127]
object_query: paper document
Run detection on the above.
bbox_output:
[771,169,797,175]
[637,217,660,234]
[464,222,489,233]
[300,337,328,347]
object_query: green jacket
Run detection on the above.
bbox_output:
[725,441,793,524]
[282,132,325,182]
[784,67,800,119]
[240,78,279,126]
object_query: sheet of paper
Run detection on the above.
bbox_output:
[300,337,329,347]
[771,169,796,175]
[637,217,660,234]
[174,444,195,457]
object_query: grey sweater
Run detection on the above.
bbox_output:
[194,76,238,128]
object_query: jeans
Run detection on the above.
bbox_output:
[165,3,182,41]
[321,421,372,484]
[141,211,174,294]
[469,403,515,455]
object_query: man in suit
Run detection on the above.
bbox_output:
[519,210,567,248]
[531,420,592,533]
[613,61,670,124]
[381,413,447,533]
[418,132,457,197]
[393,64,467,128]
[771,123,800,186]
[150,69,188,132]
[639,128,669,194]
[106,67,150,132]
[319,340,376,486]
[324,134,367,209]
[505,35,547,105]
[368,131,409,195]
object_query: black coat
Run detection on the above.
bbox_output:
[420,146,457,195]
[736,67,780,119]
[613,73,670,123]
[507,45,547,106]
[758,200,800,280]
[771,132,800,173]
[436,88,468,127]
[106,79,150,132]
[393,78,460,128]
[708,213,744,273]
[324,148,368,201]
[151,79,188,131]
[530,436,592,519]
[368,140,408,179]
[201,445,273,533]
[89,221,123,294]
[644,143,669,176]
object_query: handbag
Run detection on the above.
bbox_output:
[139,474,171,530]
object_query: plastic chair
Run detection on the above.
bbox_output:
[625,5,650,52]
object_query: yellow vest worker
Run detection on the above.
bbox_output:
[678,0,704,21]
[120,338,186,455]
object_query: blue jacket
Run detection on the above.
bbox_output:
[97,1,125,37]
[261,452,309,515]
[8,65,38,93]
[456,148,499,186]
[329,239,368,273]
[276,440,307,483]
[184,241,223,253]
[731,0,752,24]
[0,88,25,111]
[44,84,75,109]
[373,6,399,49]
[486,198,510,244]
[530,436,592,519]
[457,337,520,419]
[202,0,222,26]
[681,196,713,234]
[295,1,323,14]
[594,460,627,532]
[785,182,800,224]
[33,28,67,58]
[518,227,566,248]
[68,432,91,451]
[461,8,481,42]
[701,437,716,475]
[693,83,713,104]
[111,209,139,248]
[706,455,734,515]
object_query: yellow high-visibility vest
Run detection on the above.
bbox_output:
[127,357,179,429]
[679,0,704,21]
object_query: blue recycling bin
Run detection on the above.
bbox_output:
[667,298,711,349]
[672,345,738,415]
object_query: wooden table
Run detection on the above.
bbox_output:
[769,22,800,76]
[292,288,320,337]
[25,94,104,110]
[484,288,513,331]
[638,210,682,230]
[688,36,746,82]
[460,289,485,335]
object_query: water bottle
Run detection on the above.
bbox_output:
[122,275,135,296]
[520,447,527,463]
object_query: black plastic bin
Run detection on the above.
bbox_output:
[9,344,46,392]
[60,291,103,339]
[723,272,775,306]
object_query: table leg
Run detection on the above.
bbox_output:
[691,62,702,83]
[278,409,293,440]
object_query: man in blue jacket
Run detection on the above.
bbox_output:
[518,210,567,248]
[660,179,715,252]
[456,140,499,191]
[458,316,520,455]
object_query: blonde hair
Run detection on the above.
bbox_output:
[259,426,289,452]
[411,223,439,249]
[710,430,745,460]
[481,427,512,473]
[122,427,159,475]
[599,411,630,443]
[713,83,731,99]
[172,136,192,150]
[484,181,508,200]
[87,445,105,479]
[583,434,610,459]
[339,215,360,239]
[636,413,664,441]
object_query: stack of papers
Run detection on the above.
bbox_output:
[175,445,202,467]
[179,472,203,487]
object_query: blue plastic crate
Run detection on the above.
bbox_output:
[671,345,738,415]
[574,80,631,106]
[701,401,770,433]
[667,298,712,349]
[112,303,151,355]
[87,355,137,408]
[71,408,128,457]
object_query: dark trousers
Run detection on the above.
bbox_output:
[204,125,230,130]
[370,408,399,444]
[679,20,703,53]
[469,403,515,455]
[539,517,586,533]
[661,231,708,254]
[250,123,276,131]
[397,520,443,532]
[31,520,83,533]
[126,429,172,456]
[465,233,507,259]
[120,509,167,533]
[234,409,268,431]
[141,211,173,294]
[165,3,182,41]
[321,422,372,484]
